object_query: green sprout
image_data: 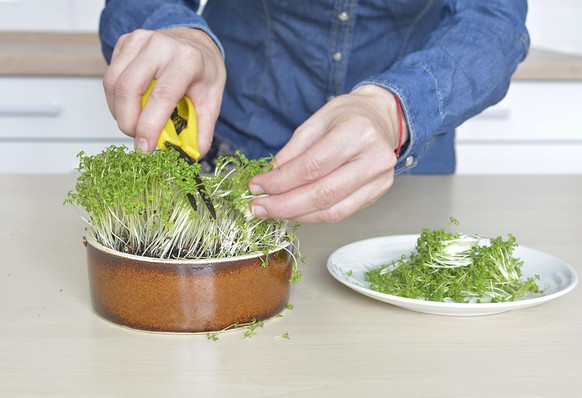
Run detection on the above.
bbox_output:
[365,221,541,303]
[243,318,265,338]
[65,146,302,276]
[204,317,281,341]
[206,332,219,342]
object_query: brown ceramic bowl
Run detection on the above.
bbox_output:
[85,236,293,333]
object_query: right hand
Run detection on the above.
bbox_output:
[248,85,407,223]
[103,27,226,157]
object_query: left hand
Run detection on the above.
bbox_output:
[248,85,408,223]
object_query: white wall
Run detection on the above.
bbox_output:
[527,0,582,55]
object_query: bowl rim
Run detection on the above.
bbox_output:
[85,234,292,264]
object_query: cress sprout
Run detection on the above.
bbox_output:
[365,219,541,303]
[66,145,301,282]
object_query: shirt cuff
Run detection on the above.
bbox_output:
[354,64,441,174]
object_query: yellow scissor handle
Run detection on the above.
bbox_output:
[141,80,200,160]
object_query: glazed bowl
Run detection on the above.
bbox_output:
[85,235,293,333]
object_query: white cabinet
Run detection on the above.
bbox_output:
[527,0,582,56]
[0,77,131,174]
[455,81,582,174]
[3,79,581,175]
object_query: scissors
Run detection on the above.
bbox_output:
[142,80,217,220]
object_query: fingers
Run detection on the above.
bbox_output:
[103,30,152,140]
[185,66,226,157]
[191,90,223,157]
[271,117,327,168]
[248,88,400,223]
[289,175,394,223]
[250,106,365,195]
[106,30,198,152]
[135,61,199,152]
[250,109,388,196]
[251,123,357,196]
[250,152,393,223]
[102,28,226,155]
[103,30,149,118]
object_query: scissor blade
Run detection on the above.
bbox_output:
[186,193,198,212]
[193,173,217,220]
[171,108,187,135]
[164,141,217,220]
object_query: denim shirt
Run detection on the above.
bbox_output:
[100,0,529,175]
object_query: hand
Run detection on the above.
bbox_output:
[248,85,408,223]
[102,27,226,156]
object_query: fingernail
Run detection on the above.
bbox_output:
[249,184,264,195]
[135,138,149,153]
[251,205,267,218]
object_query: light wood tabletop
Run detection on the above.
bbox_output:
[0,174,580,397]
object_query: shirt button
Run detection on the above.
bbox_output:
[332,52,343,62]
[405,156,414,166]
[338,11,350,22]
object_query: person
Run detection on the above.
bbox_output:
[99,0,529,223]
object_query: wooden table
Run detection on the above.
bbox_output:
[1,174,580,397]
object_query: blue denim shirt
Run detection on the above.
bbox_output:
[100,0,529,174]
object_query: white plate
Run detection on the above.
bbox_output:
[327,235,578,316]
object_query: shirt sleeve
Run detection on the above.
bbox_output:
[354,0,529,173]
[99,0,225,64]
